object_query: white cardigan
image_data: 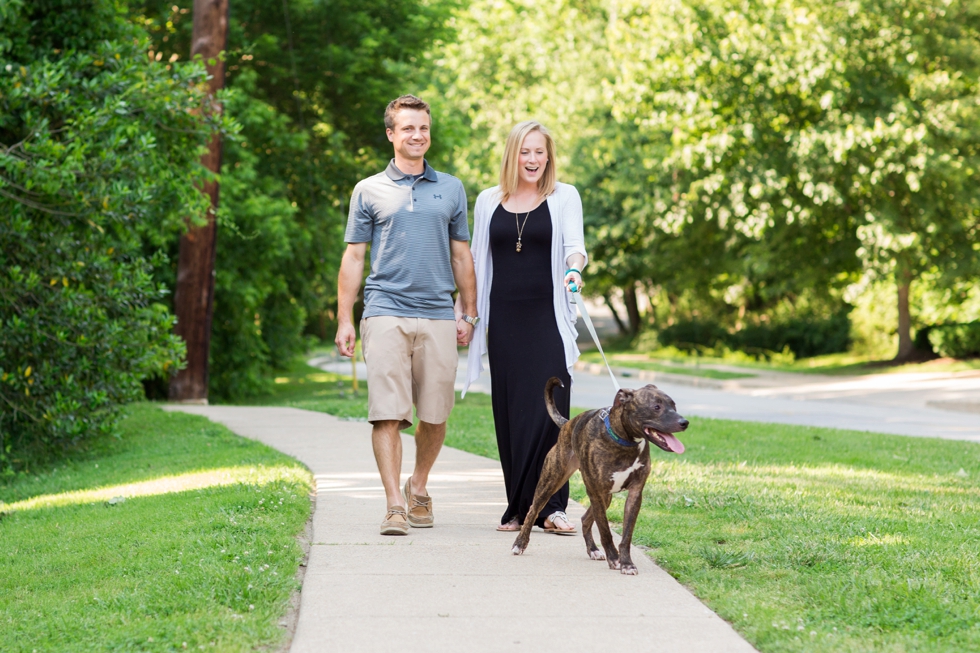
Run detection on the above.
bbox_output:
[461,181,588,396]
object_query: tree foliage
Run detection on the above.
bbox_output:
[0,0,216,467]
[131,0,458,398]
[429,0,980,357]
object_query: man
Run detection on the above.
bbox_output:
[335,95,479,536]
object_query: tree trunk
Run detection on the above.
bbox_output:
[623,281,641,336]
[603,292,629,336]
[895,265,913,362]
[169,0,229,402]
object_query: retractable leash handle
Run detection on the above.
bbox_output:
[568,282,621,392]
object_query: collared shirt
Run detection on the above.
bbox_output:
[345,159,469,320]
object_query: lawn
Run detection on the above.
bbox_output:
[241,356,499,459]
[0,404,313,653]
[597,420,980,652]
[581,346,980,377]
[579,354,756,379]
[265,357,980,652]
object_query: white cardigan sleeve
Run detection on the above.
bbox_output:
[559,184,588,268]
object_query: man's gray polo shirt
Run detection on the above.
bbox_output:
[344,159,469,320]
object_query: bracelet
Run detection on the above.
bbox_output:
[565,268,581,276]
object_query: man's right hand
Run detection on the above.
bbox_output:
[335,322,356,358]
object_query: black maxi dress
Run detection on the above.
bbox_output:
[488,201,572,527]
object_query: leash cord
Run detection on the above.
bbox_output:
[569,282,621,392]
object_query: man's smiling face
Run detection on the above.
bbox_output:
[517,130,548,187]
[386,108,431,162]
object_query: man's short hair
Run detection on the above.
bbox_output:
[384,95,431,130]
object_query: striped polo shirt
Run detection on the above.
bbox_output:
[345,159,469,320]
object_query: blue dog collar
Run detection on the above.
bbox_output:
[599,408,637,448]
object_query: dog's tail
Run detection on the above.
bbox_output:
[544,377,569,428]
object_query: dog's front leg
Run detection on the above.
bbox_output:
[580,506,604,560]
[617,484,645,575]
[585,488,619,569]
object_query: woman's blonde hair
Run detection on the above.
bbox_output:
[499,121,557,202]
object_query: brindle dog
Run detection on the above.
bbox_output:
[511,377,688,575]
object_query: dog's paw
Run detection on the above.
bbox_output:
[620,564,638,576]
[511,536,528,555]
[588,549,605,561]
[608,559,621,570]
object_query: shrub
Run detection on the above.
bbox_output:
[657,312,851,359]
[913,325,935,355]
[731,311,852,359]
[0,0,216,468]
[206,72,310,400]
[657,320,730,352]
[928,322,980,359]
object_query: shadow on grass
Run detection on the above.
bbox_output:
[0,405,304,504]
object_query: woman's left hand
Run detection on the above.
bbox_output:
[564,269,583,293]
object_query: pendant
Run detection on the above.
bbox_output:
[516,240,522,252]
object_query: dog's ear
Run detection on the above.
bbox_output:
[613,388,634,407]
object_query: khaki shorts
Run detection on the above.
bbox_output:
[360,316,458,430]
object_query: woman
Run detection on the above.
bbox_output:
[461,121,587,533]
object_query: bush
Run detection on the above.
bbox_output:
[913,325,935,355]
[206,72,310,400]
[657,320,730,351]
[928,322,980,359]
[730,311,852,359]
[657,312,851,359]
[0,0,216,468]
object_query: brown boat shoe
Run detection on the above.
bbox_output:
[403,478,434,528]
[380,505,409,536]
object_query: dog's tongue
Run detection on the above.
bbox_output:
[659,432,685,454]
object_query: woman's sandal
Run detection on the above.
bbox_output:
[496,517,520,532]
[543,510,576,535]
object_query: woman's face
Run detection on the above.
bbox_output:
[517,130,548,187]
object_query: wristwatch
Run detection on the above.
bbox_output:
[462,314,480,326]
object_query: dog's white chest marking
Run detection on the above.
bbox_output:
[610,456,643,493]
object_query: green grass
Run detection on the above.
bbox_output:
[582,347,980,377]
[707,351,980,376]
[244,357,500,459]
[571,420,980,652]
[0,404,313,653]
[580,353,756,379]
[237,357,369,421]
[271,355,980,652]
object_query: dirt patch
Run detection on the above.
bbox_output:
[926,400,980,415]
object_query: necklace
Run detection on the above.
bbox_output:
[515,209,531,252]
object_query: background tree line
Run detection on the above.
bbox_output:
[427,0,980,360]
[0,0,456,470]
[2,0,979,469]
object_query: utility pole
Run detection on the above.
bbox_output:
[169,0,229,403]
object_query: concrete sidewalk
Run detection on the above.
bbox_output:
[164,405,757,653]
